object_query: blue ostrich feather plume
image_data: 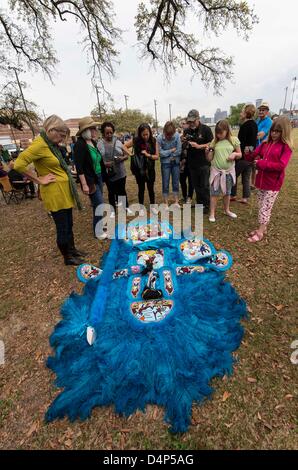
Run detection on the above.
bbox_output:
[46,227,247,433]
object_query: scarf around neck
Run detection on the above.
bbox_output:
[40,130,82,210]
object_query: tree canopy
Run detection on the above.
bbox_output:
[0,1,257,93]
[91,108,154,133]
[228,102,246,126]
[0,81,40,136]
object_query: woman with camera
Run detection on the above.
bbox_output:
[124,123,159,215]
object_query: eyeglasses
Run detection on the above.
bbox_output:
[52,128,67,137]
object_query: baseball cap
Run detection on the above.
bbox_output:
[187,109,200,122]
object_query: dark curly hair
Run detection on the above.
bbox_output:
[101,121,115,135]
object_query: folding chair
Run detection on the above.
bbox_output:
[0,176,25,204]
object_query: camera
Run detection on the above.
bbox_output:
[183,130,196,148]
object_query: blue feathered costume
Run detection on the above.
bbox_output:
[46,221,247,433]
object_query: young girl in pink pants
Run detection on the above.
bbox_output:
[247,117,293,243]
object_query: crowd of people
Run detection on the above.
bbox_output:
[9,101,293,266]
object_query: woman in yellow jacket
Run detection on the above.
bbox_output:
[14,115,85,266]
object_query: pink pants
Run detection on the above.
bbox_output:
[257,190,279,226]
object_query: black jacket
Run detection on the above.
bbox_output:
[238,120,258,156]
[74,137,106,188]
[183,124,213,169]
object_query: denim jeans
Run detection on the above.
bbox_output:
[161,160,180,197]
[89,174,104,235]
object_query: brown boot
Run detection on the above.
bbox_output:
[57,242,84,266]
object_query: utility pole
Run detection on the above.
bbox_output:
[124,95,129,111]
[169,104,172,121]
[11,67,36,138]
[282,86,288,113]
[95,85,102,118]
[290,77,297,114]
[154,100,158,130]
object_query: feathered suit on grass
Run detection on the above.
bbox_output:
[46,223,247,433]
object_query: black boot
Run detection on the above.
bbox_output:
[57,242,84,266]
[68,234,88,258]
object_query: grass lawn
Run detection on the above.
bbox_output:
[0,131,297,450]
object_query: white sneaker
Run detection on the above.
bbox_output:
[151,207,159,215]
[115,201,123,207]
[209,216,216,223]
[139,209,145,217]
[126,208,134,216]
[225,211,237,219]
[110,211,115,219]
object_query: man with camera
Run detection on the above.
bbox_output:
[182,110,213,214]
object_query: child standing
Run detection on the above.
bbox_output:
[246,117,293,243]
[206,120,242,222]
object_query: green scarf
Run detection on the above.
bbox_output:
[40,130,82,210]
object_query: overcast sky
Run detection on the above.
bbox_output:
[4,0,298,123]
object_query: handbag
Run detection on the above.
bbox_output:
[131,154,147,177]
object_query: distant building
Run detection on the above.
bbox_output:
[0,118,83,147]
[0,122,39,146]
[64,118,81,137]
[214,108,228,123]
[201,115,212,124]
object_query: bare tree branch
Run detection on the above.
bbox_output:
[135,0,258,93]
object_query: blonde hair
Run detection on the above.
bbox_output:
[268,116,293,149]
[43,115,69,134]
[163,121,176,135]
[243,104,256,120]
